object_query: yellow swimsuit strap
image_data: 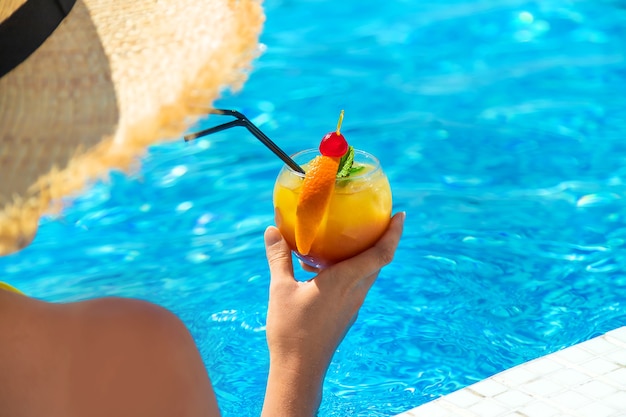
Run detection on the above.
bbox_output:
[0,281,24,295]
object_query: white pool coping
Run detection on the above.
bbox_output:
[394,326,626,417]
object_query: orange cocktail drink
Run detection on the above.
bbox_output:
[274,148,392,268]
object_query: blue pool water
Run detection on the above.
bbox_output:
[3,0,626,415]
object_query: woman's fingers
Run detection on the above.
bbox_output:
[265,211,405,287]
[324,212,405,286]
[264,226,295,283]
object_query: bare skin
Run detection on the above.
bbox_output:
[0,293,219,417]
[0,212,404,417]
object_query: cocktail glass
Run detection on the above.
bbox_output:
[273,148,392,268]
[182,109,392,269]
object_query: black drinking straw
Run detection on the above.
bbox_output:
[184,109,305,174]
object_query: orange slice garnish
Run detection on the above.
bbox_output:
[295,155,340,255]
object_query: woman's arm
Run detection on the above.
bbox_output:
[261,212,405,416]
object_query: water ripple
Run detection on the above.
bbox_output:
[2,0,626,416]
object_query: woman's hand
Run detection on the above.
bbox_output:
[261,212,405,417]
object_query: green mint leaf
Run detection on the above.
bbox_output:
[348,166,365,175]
[336,146,355,178]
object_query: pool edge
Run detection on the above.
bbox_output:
[394,326,626,417]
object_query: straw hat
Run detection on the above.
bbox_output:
[0,0,264,255]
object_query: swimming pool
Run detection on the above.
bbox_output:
[2,0,626,415]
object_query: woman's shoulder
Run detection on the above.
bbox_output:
[0,295,220,417]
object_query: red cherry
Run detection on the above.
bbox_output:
[319,132,348,157]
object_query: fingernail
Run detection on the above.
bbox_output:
[398,211,406,225]
[264,226,283,246]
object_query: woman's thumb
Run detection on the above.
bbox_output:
[264,226,294,280]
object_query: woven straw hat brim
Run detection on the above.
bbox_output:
[0,0,264,255]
